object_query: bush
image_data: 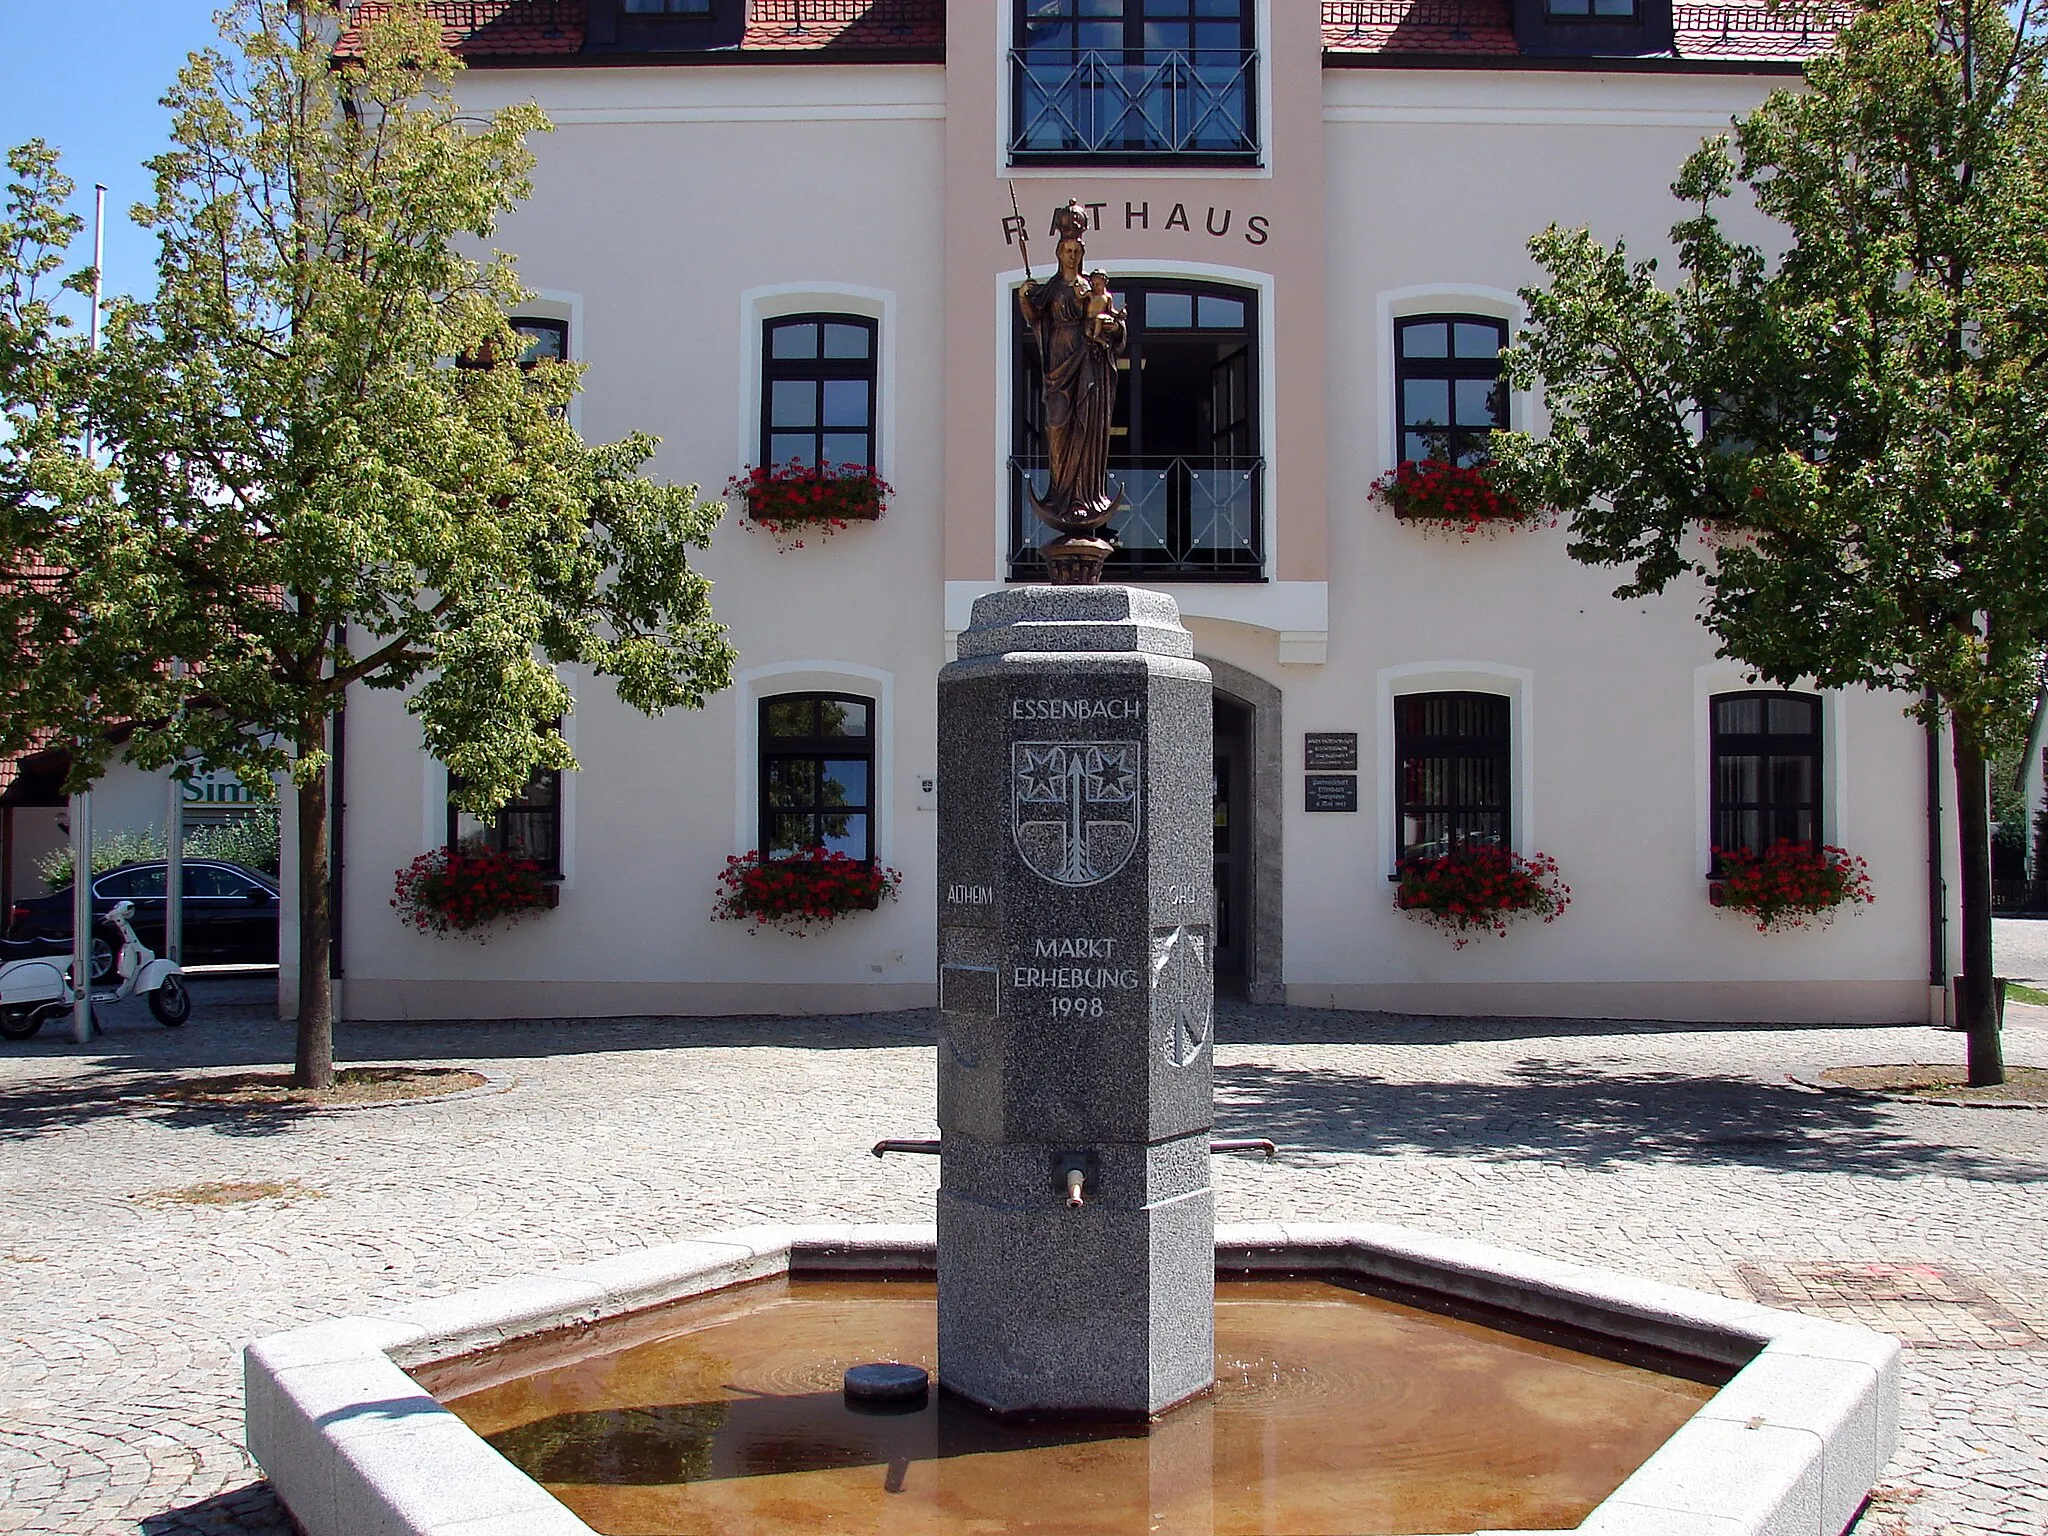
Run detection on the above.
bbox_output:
[35,807,281,889]
[1395,846,1571,947]
[1711,841,1872,932]
[188,809,280,875]
[391,846,550,938]
[713,849,901,936]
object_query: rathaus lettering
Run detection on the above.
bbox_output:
[1011,698,1142,722]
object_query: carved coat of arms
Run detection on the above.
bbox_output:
[1012,741,1141,887]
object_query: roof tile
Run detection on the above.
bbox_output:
[340,1,584,57]
[343,1,945,59]
[1322,0,1847,62]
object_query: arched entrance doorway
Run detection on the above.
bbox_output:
[1203,659,1283,1003]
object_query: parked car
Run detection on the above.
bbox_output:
[7,859,280,971]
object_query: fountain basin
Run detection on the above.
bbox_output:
[243,1222,1899,1536]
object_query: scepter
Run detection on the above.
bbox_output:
[1009,181,1035,283]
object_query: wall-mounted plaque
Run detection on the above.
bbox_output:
[1303,732,1359,772]
[1303,775,1358,813]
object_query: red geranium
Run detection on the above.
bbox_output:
[1371,458,1544,539]
[713,848,902,936]
[1711,841,1872,932]
[391,847,549,939]
[727,460,892,551]
[1395,846,1571,947]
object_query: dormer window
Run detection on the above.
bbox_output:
[585,0,743,52]
[1513,0,1671,55]
[1011,0,1260,166]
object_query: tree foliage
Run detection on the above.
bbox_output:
[1491,0,2048,1082]
[9,1,735,1083]
[0,144,151,762]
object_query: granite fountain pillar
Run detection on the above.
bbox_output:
[935,586,1215,1419]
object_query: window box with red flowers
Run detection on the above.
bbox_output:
[1394,847,1571,948]
[391,847,555,940]
[1709,841,1872,933]
[713,849,902,936]
[727,461,893,551]
[1371,458,1547,539]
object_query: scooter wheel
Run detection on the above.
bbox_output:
[0,1006,46,1041]
[149,975,192,1028]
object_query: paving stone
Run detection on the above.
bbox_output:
[0,975,2040,1534]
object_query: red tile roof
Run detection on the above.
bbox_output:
[742,0,944,52]
[341,1,946,60]
[341,1,584,58]
[1321,0,1847,63]
[1323,0,1520,57]
[1672,2,1845,59]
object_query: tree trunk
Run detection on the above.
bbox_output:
[1951,718,2007,1086]
[295,727,334,1090]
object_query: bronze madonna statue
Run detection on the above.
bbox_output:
[1018,200,1127,585]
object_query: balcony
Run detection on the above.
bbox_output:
[1008,457,1266,582]
[1009,48,1260,165]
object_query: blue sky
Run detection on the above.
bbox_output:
[0,1,226,306]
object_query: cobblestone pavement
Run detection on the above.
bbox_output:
[1993,915,2048,987]
[1,978,2043,1536]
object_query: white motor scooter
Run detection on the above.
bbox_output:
[0,900,190,1040]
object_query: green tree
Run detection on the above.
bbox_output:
[73,0,733,1085]
[1491,0,2048,1084]
[1,143,168,769]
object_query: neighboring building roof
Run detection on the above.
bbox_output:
[350,1,1838,69]
[741,0,944,53]
[1320,0,1848,65]
[1322,0,1520,58]
[341,1,584,58]
[340,0,947,62]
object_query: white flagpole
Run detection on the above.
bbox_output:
[70,185,107,1044]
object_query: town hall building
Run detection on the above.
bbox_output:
[261,0,1960,1025]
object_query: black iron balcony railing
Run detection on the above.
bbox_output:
[1009,48,1260,163]
[1008,456,1266,582]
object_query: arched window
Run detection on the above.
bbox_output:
[1394,314,1507,467]
[759,694,877,863]
[449,742,562,881]
[1011,277,1261,579]
[760,315,878,471]
[1710,692,1821,868]
[1395,692,1511,862]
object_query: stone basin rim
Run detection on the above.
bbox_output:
[243,1220,1900,1536]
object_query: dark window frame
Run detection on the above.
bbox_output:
[758,693,878,866]
[760,313,880,472]
[584,0,745,52]
[1709,691,1823,874]
[458,316,569,374]
[1394,313,1509,469]
[1394,691,1513,865]
[509,317,569,368]
[1542,0,1639,16]
[448,743,565,881]
[1009,275,1263,581]
[1010,0,1260,166]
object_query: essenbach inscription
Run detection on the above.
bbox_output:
[1011,697,1143,722]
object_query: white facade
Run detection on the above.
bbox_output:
[308,1,1958,1025]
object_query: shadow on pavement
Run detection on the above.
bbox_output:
[1215,1057,2048,1182]
[138,1481,292,1535]
[1215,1000,1946,1048]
